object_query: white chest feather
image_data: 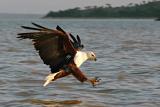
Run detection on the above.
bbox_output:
[74,51,88,67]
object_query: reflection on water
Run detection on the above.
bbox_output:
[0,15,160,107]
[19,60,40,64]
[19,99,82,107]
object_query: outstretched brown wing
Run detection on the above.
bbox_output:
[17,23,76,70]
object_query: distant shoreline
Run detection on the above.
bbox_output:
[44,1,160,19]
[42,17,156,20]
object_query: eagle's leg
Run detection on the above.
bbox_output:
[71,70,100,87]
[67,64,100,87]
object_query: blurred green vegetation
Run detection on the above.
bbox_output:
[44,0,160,18]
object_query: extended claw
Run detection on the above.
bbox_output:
[88,77,101,87]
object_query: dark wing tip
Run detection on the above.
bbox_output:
[56,25,66,34]
[76,35,81,44]
[21,26,42,31]
[81,44,84,48]
[16,34,25,40]
[31,22,50,30]
[70,33,78,43]
[69,34,84,50]
[21,22,53,31]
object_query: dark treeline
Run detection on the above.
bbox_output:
[44,0,160,18]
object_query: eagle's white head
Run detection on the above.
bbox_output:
[86,51,97,61]
[74,51,96,67]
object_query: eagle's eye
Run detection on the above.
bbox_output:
[91,54,94,57]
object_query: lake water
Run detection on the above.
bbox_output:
[0,14,160,107]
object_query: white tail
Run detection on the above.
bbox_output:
[43,72,59,87]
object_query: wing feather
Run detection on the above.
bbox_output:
[56,26,84,50]
[21,26,42,31]
[31,22,53,31]
[17,24,76,70]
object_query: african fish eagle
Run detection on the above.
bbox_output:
[17,23,100,87]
